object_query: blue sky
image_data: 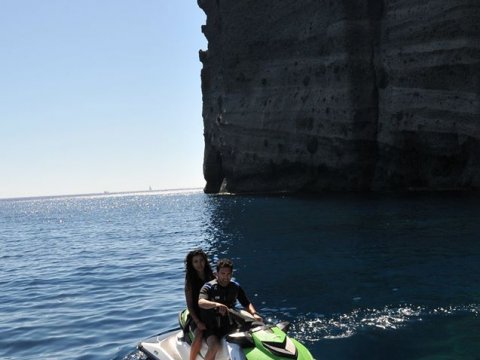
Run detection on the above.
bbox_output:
[0,1,207,198]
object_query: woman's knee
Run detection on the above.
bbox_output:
[206,335,220,350]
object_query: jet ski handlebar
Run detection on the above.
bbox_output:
[227,308,265,330]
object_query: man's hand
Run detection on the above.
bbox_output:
[253,313,263,322]
[216,303,228,316]
[196,321,207,331]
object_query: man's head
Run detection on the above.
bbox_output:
[216,258,233,287]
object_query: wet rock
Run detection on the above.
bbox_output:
[198,0,480,193]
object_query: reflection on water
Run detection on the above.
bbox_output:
[201,193,480,359]
[289,303,480,341]
[1,192,479,359]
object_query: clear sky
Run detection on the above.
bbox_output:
[0,1,207,199]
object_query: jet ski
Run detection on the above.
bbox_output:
[138,308,314,360]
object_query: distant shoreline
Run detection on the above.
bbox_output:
[0,188,203,201]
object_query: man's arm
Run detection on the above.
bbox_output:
[198,283,229,316]
[246,303,262,321]
[198,298,222,309]
[198,298,229,315]
[237,286,262,321]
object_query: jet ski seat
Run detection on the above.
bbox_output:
[178,311,194,344]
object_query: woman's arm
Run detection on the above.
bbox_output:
[185,282,202,324]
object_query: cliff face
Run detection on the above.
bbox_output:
[198,0,480,194]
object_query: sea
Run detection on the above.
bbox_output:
[0,190,479,360]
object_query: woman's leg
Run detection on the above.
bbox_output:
[190,328,203,360]
[204,335,220,360]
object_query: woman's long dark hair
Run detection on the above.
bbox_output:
[185,249,214,286]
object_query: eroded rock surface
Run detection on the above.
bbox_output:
[198,0,480,193]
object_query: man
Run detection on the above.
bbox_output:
[198,258,262,360]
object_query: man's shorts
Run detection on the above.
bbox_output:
[202,310,234,339]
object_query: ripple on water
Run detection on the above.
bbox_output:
[287,304,480,342]
[2,192,480,359]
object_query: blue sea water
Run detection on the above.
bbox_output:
[1,190,479,360]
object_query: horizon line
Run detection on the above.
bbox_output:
[0,187,204,201]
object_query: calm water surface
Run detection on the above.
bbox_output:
[0,190,479,359]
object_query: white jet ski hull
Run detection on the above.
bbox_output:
[138,328,234,360]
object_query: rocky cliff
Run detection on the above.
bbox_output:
[198,0,480,194]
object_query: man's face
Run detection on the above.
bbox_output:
[217,266,232,287]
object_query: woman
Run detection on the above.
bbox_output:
[184,249,214,360]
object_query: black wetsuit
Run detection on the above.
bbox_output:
[198,279,251,337]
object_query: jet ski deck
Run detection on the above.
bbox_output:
[138,327,236,360]
[138,329,188,360]
[138,309,314,360]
